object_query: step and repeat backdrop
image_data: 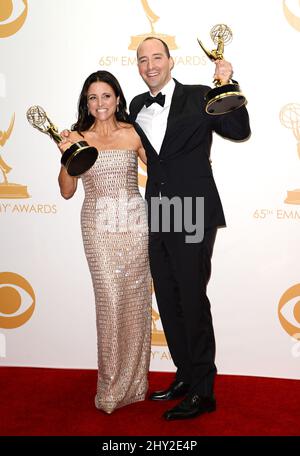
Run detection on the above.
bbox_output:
[1,0,300,378]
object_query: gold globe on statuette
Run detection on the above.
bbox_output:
[197,24,247,115]
[26,106,98,177]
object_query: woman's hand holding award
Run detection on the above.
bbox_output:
[26,106,98,176]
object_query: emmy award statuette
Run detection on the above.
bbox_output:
[26,106,98,177]
[197,24,246,115]
[280,103,300,204]
[0,113,29,198]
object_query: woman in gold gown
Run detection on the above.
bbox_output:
[58,71,151,414]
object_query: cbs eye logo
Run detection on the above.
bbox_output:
[278,284,300,340]
[0,0,28,38]
[0,272,35,329]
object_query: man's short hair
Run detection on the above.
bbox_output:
[137,37,171,58]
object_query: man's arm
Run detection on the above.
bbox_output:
[210,59,251,141]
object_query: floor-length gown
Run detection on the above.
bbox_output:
[81,150,152,413]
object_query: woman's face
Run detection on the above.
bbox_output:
[86,81,119,121]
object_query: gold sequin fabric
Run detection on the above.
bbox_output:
[81,150,152,413]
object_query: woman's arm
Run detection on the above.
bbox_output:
[131,127,147,164]
[137,144,147,165]
[58,165,78,199]
[57,131,81,199]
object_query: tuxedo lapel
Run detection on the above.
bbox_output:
[131,92,160,156]
[130,93,147,122]
[131,81,186,156]
[133,121,157,156]
[160,81,186,156]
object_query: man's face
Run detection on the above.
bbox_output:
[137,39,173,95]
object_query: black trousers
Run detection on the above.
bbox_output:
[149,228,217,397]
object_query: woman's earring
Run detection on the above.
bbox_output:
[116,104,119,113]
[87,106,90,115]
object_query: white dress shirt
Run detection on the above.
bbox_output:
[136,78,175,154]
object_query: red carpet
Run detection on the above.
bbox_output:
[0,367,300,436]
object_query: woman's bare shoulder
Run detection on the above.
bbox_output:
[119,123,139,137]
[118,122,134,130]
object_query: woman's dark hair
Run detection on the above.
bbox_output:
[72,71,130,133]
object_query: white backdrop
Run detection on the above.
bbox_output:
[1,0,300,378]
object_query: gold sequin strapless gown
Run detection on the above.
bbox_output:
[81,150,152,413]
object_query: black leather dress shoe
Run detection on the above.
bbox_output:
[163,394,216,420]
[149,380,190,401]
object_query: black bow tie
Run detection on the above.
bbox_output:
[145,92,166,108]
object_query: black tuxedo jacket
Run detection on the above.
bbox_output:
[129,79,251,230]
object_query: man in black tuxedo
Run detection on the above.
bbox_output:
[130,37,250,420]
